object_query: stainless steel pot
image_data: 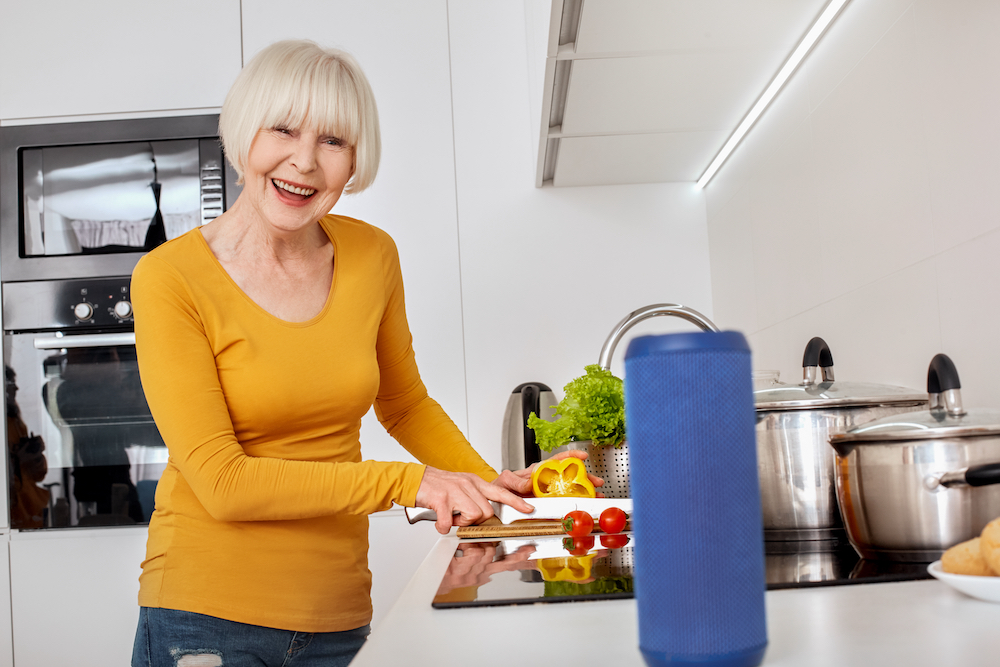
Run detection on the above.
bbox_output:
[830,354,1000,562]
[755,338,926,541]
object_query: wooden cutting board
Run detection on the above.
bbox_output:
[455,517,632,538]
[456,517,565,538]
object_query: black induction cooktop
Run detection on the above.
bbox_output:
[431,533,932,609]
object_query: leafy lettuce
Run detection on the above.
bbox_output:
[527,364,626,452]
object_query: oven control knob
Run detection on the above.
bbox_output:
[114,300,133,319]
[73,302,94,321]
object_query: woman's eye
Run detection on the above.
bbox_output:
[273,127,291,135]
[324,137,345,147]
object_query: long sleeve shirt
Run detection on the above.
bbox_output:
[131,214,496,632]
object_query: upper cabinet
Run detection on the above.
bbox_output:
[0,0,242,122]
[536,0,827,187]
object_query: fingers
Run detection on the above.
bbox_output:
[481,482,534,514]
[492,469,533,497]
[549,449,589,462]
[415,467,503,533]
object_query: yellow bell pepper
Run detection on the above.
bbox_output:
[531,457,596,498]
[537,554,596,582]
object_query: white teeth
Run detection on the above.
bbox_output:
[273,179,316,196]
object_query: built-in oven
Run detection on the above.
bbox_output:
[1,115,239,529]
[3,277,159,528]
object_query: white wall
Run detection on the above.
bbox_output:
[450,1,711,467]
[705,0,1000,406]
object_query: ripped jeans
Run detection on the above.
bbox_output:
[131,607,370,667]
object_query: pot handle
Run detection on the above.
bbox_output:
[927,354,966,417]
[801,337,834,384]
[933,462,1000,489]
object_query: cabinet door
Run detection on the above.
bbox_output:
[368,510,441,630]
[9,527,146,667]
[0,0,242,121]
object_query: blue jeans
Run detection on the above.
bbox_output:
[132,607,370,667]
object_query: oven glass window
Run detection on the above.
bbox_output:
[21,139,203,257]
[6,338,165,529]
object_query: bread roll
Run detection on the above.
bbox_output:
[942,537,996,576]
[979,518,1000,576]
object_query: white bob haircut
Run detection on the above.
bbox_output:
[219,39,381,195]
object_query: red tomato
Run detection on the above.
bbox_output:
[599,507,628,534]
[600,533,630,549]
[563,535,596,556]
[562,510,594,537]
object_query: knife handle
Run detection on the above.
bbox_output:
[404,507,466,524]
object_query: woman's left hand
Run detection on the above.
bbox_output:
[491,449,605,497]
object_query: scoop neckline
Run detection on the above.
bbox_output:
[194,219,338,328]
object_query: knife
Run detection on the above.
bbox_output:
[404,497,632,525]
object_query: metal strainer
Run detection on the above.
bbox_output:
[582,440,631,499]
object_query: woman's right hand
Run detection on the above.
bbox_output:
[414,467,535,535]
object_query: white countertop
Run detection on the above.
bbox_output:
[352,535,1000,666]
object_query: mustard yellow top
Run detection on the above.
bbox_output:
[131,214,497,632]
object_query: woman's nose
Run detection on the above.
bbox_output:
[288,136,318,172]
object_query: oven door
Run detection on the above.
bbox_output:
[5,331,165,529]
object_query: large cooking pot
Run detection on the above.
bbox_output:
[830,354,1000,562]
[755,337,926,541]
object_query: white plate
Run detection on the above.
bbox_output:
[927,560,1000,603]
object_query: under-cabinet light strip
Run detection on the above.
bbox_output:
[696,0,850,189]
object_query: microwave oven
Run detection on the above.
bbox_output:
[0,114,241,282]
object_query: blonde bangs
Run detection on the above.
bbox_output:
[219,40,380,193]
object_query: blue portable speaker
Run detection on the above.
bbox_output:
[624,331,767,667]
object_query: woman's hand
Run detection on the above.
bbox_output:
[415,467,535,534]
[492,449,605,498]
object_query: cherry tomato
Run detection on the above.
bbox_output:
[600,533,630,549]
[563,535,596,556]
[599,507,628,534]
[562,510,594,537]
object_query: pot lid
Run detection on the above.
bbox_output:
[755,380,927,411]
[754,337,924,411]
[831,353,1000,443]
[830,406,1000,443]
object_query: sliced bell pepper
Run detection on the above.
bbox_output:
[530,458,596,498]
[537,554,596,582]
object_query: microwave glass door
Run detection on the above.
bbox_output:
[6,333,165,529]
[21,139,202,257]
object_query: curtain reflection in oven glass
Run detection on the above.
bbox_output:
[6,339,166,529]
[6,364,51,528]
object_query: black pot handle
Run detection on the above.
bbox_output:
[926,354,966,416]
[801,337,834,384]
[937,462,1000,489]
[967,463,1000,487]
[927,353,961,393]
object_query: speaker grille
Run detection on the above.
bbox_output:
[626,344,767,661]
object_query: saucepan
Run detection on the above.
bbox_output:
[830,354,1000,562]
[754,337,926,541]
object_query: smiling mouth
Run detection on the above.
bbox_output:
[272,178,317,197]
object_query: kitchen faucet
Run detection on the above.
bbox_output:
[598,303,720,370]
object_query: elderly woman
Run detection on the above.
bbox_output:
[129,40,596,667]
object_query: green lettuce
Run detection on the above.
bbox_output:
[527,364,626,452]
[543,575,633,598]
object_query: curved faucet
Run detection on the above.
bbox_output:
[598,303,720,370]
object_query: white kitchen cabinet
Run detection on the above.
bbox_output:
[0,534,11,667]
[0,0,242,122]
[367,510,441,631]
[9,526,146,667]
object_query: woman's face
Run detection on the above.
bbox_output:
[242,125,355,234]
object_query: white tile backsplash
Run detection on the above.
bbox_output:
[709,0,1000,405]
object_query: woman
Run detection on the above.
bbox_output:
[130,40,596,667]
